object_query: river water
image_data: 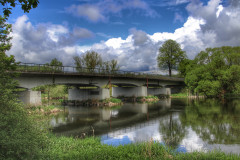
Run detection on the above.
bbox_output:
[50,98,240,154]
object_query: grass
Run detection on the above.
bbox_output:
[40,135,240,160]
[100,98,122,104]
[171,93,189,98]
[136,95,159,103]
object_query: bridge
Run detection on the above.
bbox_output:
[14,63,185,105]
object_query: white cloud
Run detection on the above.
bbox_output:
[7,0,240,73]
[65,0,158,22]
[65,4,106,22]
[7,15,93,65]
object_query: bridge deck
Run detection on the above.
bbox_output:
[16,63,184,82]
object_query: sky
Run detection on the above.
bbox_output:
[2,0,240,72]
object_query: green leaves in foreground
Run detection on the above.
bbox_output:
[0,102,47,160]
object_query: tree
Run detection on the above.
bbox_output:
[73,51,120,74]
[157,39,186,76]
[0,16,18,103]
[46,58,63,72]
[100,59,120,74]
[1,0,39,17]
[178,59,193,77]
[0,2,47,159]
[185,46,240,97]
[109,59,120,73]
[74,51,102,72]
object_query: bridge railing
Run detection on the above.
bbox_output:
[16,63,184,80]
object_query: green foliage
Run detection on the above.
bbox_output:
[157,39,186,76]
[0,100,47,159]
[1,0,39,17]
[33,85,68,98]
[74,51,102,72]
[45,58,63,72]
[185,46,240,97]
[101,98,122,104]
[73,50,120,73]
[178,59,193,77]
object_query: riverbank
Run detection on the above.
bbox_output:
[170,93,205,98]
[27,105,64,115]
[41,135,239,160]
[62,98,123,107]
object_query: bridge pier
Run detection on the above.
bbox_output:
[112,86,147,98]
[17,90,42,106]
[147,87,171,96]
[68,88,110,101]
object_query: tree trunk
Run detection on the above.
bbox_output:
[169,68,172,77]
[168,62,172,77]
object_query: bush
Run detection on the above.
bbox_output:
[0,99,47,159]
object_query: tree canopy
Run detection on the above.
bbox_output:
[185,46,240,97]
[45,58,63,72]
[157,39,186,76]
[73,51,119,73]
[1,0,39,17]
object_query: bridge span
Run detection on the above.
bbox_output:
[14,63,185,105]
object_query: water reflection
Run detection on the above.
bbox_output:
[50,98,240,154]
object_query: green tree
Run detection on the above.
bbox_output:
[0,16,18,103]
[185,46,240,97]
[1,0,39,17]
[100,59,120,74]
[0,2,47,159]
[74,51,102,72]
[178,59,193,77]
[109,59,120,73]
[74,51,120,74]
[46,58,63,72]
[157,39,186,76]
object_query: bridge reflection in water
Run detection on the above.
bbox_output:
[50,98,240,154]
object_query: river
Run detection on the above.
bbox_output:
[50,98,240,154]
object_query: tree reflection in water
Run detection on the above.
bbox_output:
[180,99,240,145]
[159,112,187,149]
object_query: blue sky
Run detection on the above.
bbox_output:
[2,0,240,72]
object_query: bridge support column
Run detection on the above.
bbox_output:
[112,86,147,98]
[68,88,110,101]
[17,90,42,106]
[147,87,171,96]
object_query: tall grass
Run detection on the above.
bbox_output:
[42,135,240,160]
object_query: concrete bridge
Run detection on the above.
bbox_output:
[15,63,185,105]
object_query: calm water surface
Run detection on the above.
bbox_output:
[51,98,240,154]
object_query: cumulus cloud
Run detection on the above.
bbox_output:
[65,0,158,22]
[186,0,240,47]
[7,15,93,65]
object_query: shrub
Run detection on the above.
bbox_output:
[0,99,47,159]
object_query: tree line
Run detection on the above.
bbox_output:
[157,40,240,98]
[44,51,120,74]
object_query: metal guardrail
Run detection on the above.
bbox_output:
[16,63,184,81]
